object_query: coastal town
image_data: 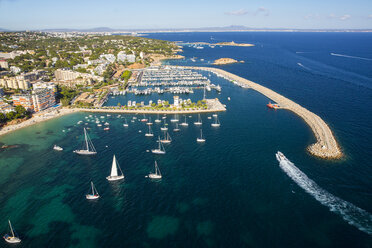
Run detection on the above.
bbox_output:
[0,32,341,159]
[0,32,191,127]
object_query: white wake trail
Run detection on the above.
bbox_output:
[330,53,372,61]
[276,153,372,235]
[297,62,311,71]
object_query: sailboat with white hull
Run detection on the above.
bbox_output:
[160,131,172,144]
[86,181,100,200]
[170,114,179,122]
[73,128,97,155]
[155,114,161,123]
[194,114,202,125]
[106,155,124,181]
[145,125,154,137]
[211,115,221,127]
[160,119,168,131]
[3,220,21,243]
[147,161,162,179]
[123,118,128,127]
[146,117,153,125]
[197,129,206,142]
[173,123,180,132]
[152,136,166,154]
[180,116,189,127]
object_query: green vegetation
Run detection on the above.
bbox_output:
[56,86,80,106]
[0,105,32,125]
[120,70,132,82]
[0,32,178,75]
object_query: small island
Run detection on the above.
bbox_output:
[215,41,254,47]
[213,58,240,65]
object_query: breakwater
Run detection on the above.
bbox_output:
[182,66,342,159]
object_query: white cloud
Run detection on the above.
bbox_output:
[255,7,270,16]
[328,13,351,21]
[225,9,248,16]
[225,7,270,17]
[368,14,372,19]
[340,14,351,20]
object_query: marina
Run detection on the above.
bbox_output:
[0,32,371,248]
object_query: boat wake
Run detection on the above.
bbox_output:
[297,62,312,71]
[276,152,372,235]
[330,53,372,61]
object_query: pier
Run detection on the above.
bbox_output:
[182,66,342,159]
[77,99,226,114]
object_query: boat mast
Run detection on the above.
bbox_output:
[8,220,15,238]
[91,181,94,195]
[84,128,89,151]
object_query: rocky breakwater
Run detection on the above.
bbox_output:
[182,66,342,159]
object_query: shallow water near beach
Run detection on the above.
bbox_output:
[0,32,372,247]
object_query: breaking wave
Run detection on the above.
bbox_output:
[276,153,372,235]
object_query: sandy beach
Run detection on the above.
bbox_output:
[0,98,225,138]
[0,108,78,137]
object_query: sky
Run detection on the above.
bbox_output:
[0,0,371,30]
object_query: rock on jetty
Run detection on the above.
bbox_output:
[182,66,342,159]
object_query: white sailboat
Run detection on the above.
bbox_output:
[155,114,161,123]
[53,144,63,151]
[173,123,180,132]
[86,181,100,200]
[160,119,168,131]
[197,129,206,142]
[123,118,128,127]
[180,116,189,127]
[145,125,154,137]
[211,115,221,127]
[151,136,166,154]
[3,220,21,244]
[73,128,97,155]
[147,161,162,179]
[170,114,179,122]
[194,114,202,125]
[146,117,153,125]
[160,131,172,144]
[106,155,124,181]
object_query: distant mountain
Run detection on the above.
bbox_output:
[1,26,372,33]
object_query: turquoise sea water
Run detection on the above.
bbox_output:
[0,32,372,247]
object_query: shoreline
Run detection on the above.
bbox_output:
[0,99,225,138]
[0,66,343,159]
[0,108,78,138]
[180,65,342,159]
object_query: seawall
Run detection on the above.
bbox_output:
[182,66,342,159]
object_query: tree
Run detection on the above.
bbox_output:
[61,98,70,106]
[0,113,7,123]
[121,70,132,82]
[6,111,16,120]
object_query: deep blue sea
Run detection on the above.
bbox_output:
[0,32,372,247]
